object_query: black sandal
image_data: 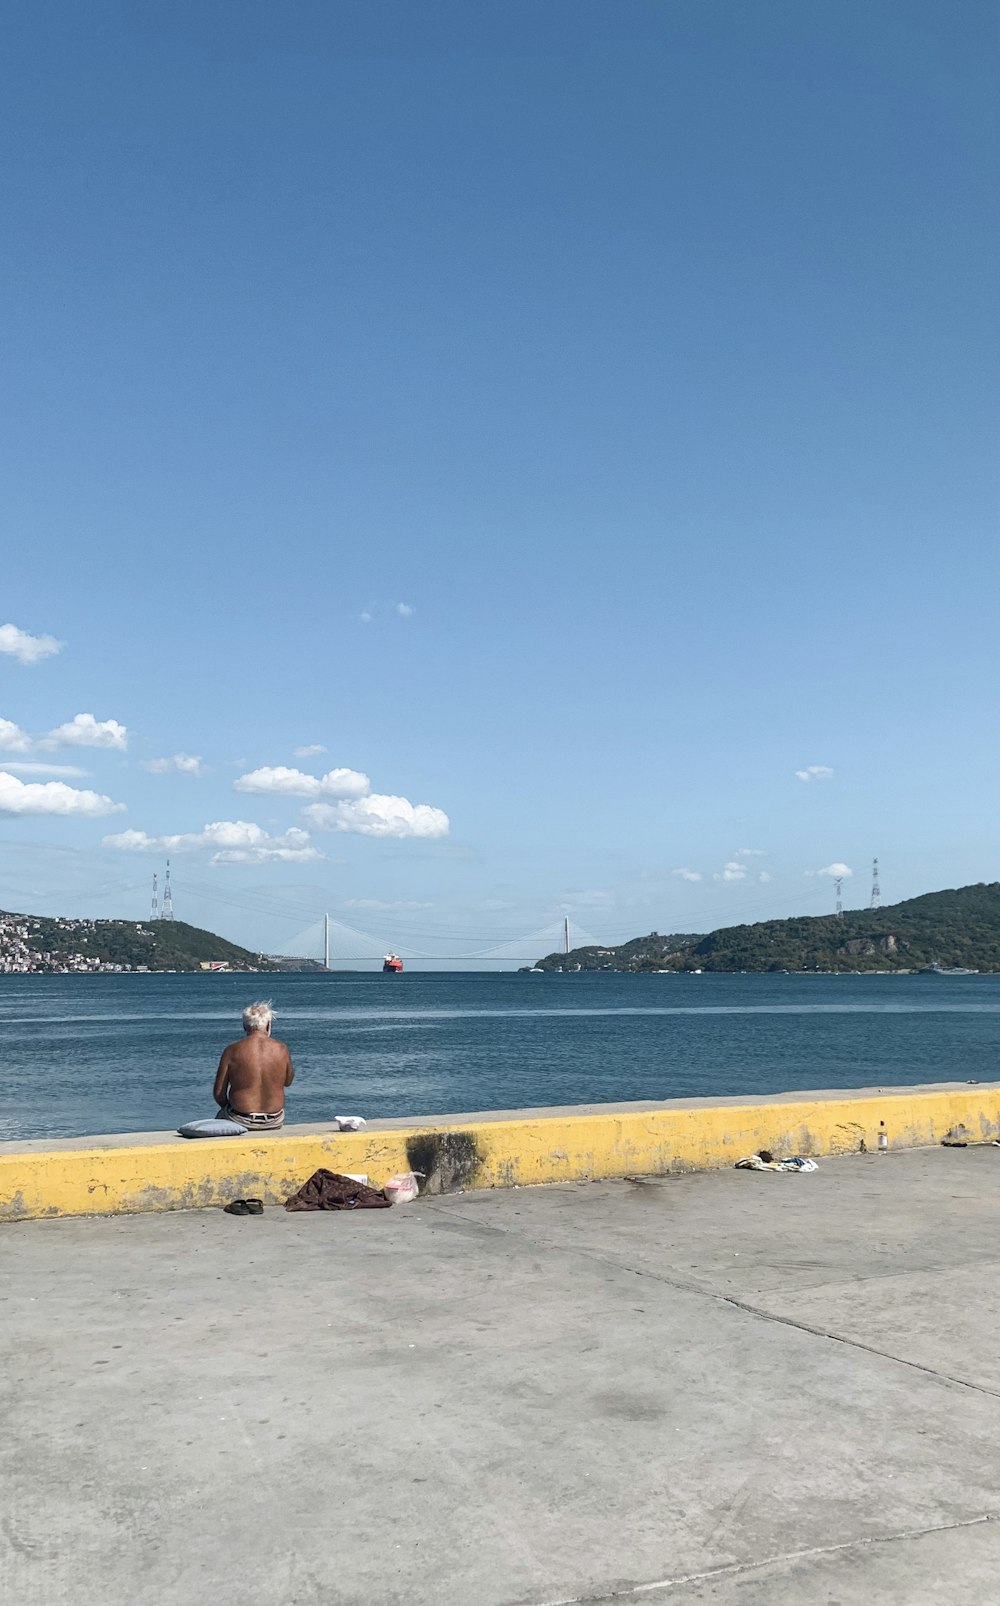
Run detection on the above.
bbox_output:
[224,1199,263,1216]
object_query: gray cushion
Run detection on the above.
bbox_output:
[177,1118,248,1139]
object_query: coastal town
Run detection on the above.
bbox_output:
[0,912,146,974]
[0,909,276,974]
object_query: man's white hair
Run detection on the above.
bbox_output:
[242,1000,274,1033]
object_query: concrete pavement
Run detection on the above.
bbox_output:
[4,1147,1000,1604]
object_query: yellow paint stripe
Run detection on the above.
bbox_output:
[2,1085,997,1220]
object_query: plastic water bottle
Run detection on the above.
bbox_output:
[878,1121,888,1153]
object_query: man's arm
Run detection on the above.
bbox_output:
[212,1050,231,1107]
[284,1047,295,1088]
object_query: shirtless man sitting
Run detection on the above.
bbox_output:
[213,1001,295,1131]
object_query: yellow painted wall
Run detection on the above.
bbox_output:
[2,1084,998,1221]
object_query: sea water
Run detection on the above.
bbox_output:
[1,969,997,1142]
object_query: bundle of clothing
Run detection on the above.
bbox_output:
[285,1169,392,1210]
[735,1151,818,1173]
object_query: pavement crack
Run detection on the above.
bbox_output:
[433,1199,1000,1401]
[714,1290,1000,1401]
[519,1510,999,1604]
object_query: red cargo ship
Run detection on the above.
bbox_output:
[382,952,403,973]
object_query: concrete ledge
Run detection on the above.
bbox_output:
[2,1081,998,1220]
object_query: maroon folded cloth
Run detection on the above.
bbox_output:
[284,1168,391,1211]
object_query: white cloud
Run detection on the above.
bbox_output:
[103,820,323,864]
[304,793,450,839]
[758,871,772,883]
[360,602,414,623]
[43,713,128,751]
[715,861,747,882]
[0,771,124,817]
[104,829,158,850]
[233,764,370,800]
[293,744,327,758]
[317,767,370,798]
[143,754,205,776]
[0,718,32,753]
[0,714,128,758]
[735,848,766,857]
[210,824,321,864]
[234,765,315,796]
[795,765,834,782]
[232,763,448,841]
[3,761,86,777]
[0,623,63,665]
[815,862,853,878]
[672,868,702,882]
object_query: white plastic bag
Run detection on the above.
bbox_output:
[383,1171,422,1205]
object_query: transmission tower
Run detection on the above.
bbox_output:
[150,873,159,921]
[871,857,881,910]
[161,859,174,921]
[834,876,844,918]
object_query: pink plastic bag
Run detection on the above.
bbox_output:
[382,1171,422,1205]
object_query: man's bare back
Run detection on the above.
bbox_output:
[214,1002,294,1121]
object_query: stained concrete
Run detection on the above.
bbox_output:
[3,1147,1000,1605]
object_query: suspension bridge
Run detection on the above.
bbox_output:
[279,913,604,967]
[113,867,610,967]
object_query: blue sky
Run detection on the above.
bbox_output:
[1,1,997,963]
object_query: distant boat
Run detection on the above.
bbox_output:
[382,953,403,973]
[916,963,978,976]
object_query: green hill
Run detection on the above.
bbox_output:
[528,883,1000,974]
[527,932,700,973]
[0,910,284,973]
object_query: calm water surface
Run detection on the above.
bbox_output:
[1,969,998,1140]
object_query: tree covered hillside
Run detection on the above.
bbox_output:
[528,932,700,973]
[529,884,1000,973]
